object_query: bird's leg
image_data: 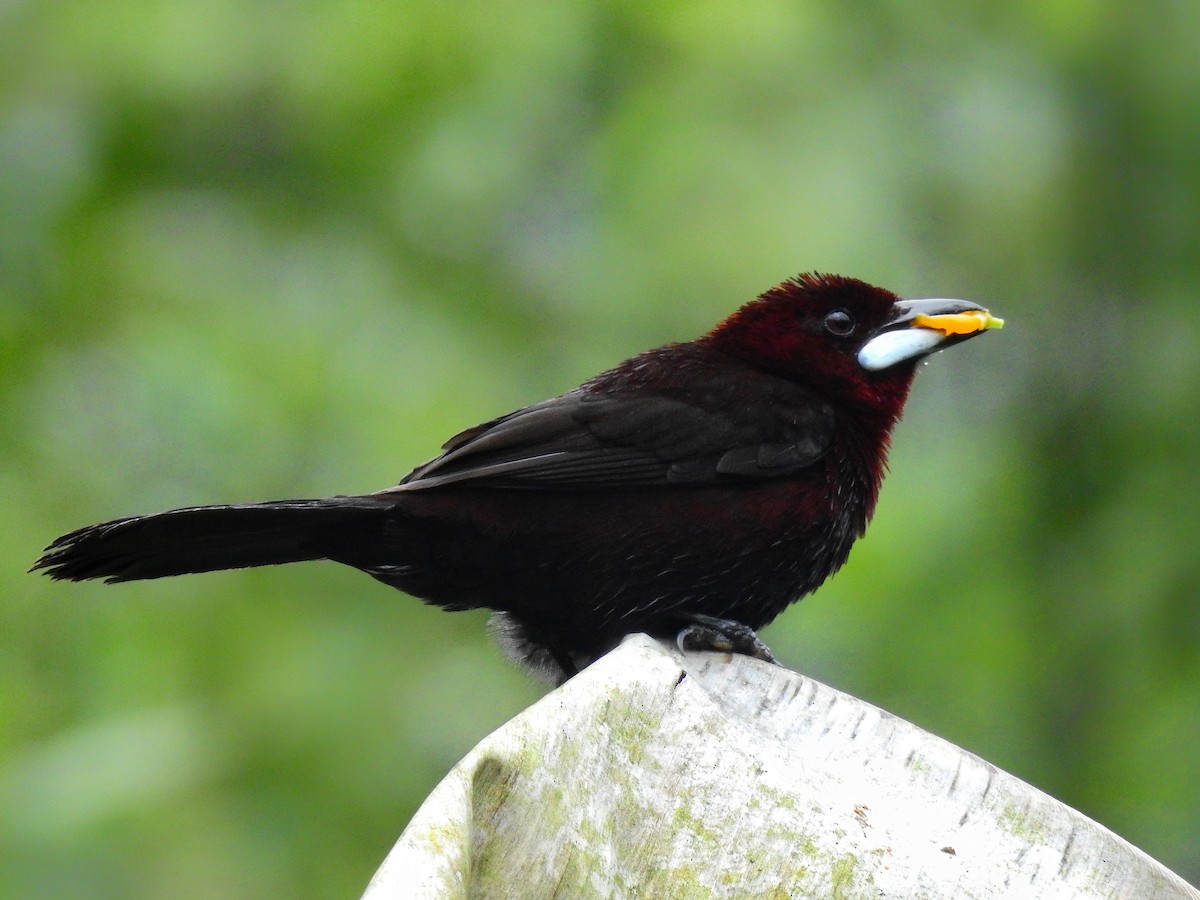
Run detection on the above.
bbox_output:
[675,614,779,665]
[549,644,579,684]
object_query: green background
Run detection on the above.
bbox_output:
[4,1,1198,895]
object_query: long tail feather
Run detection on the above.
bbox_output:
[31,496,394,583]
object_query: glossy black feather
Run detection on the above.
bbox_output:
[397,348,834,491]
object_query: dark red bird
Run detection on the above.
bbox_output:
[33,274,1002,682]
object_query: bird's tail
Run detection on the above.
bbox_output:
[31,496,395,583]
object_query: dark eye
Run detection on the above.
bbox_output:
[824,309,855,337]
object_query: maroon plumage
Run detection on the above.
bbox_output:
[33,274,1000,681]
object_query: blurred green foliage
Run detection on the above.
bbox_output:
[3,0,1198,895]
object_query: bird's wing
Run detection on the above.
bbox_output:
[393,382,835,491]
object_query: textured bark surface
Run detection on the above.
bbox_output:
[363,635,1198,899]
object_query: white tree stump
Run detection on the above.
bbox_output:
[363,634,1198,899]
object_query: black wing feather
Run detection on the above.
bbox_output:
[392,365,835,492]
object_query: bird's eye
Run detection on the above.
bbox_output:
[824,309,855,337]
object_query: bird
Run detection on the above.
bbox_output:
[33,273,1002,683]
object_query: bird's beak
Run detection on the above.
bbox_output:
[857,298,1004,372]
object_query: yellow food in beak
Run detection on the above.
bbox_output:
[913,309,1005,336]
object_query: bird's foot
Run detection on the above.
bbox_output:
[675,614,779,665]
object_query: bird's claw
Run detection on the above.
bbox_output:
[675,614,779,665]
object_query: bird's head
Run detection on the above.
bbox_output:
[706,273,1003,418]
